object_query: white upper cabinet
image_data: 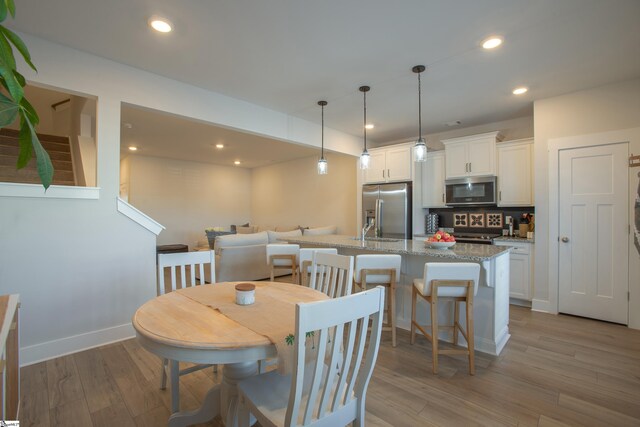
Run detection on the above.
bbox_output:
[497,138,534,206]
[364,143,412,183]
[421,151,446,208]
[442,131,501,179]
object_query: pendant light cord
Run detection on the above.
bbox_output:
[418,71,422,139]
[363,90,367,150]
[321,103,324,158]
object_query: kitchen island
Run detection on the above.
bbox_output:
[285,234,511,355]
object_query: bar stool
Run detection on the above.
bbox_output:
[298,248,338,286]
[266,244,299,283]
[410,262,480,375]
[353,254,401,347]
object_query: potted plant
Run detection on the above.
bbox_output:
[0,0,53,188]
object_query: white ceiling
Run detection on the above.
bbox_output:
[8,0,640,158]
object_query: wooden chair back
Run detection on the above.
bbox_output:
[309,252,354,298]
[157,250,215,295]
[286,286,385,426]
[298,248,338,286]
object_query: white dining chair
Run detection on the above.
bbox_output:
[353,254,401,347]
[157,250,218,413]
[410,262,480,375]
[267,243,300,283]
[308,252,354,298]
[237,286,386,427]
[298,248,338,287]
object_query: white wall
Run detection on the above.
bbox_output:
[126,155,252,247]
[533,78,640,328]
[0,33,362,365]
[252,153,357,234]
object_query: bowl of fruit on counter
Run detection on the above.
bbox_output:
[425,231,456,249]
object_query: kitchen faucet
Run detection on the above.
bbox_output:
[362,219,375,241]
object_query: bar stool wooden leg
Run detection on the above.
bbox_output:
[410,285,417,345]
[430,294,439,374]
[390,280,396,347]
[466,291,475,375]
[453,300,459,347]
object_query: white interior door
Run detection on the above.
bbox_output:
[558,143,628,324]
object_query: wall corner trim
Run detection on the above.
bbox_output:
[116,197,165,235]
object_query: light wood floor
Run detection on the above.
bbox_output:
[19,305,640,427]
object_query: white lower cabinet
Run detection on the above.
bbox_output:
[493,241,534,301]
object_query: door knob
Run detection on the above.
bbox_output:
[561,237,569,242]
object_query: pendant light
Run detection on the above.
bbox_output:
[412,65,427,162]
[359,85,371,169]
[317,100,328,175]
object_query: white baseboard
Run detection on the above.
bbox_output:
[21,323,135,366]
[531,299,552,313]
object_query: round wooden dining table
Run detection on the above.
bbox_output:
[132,281,327,427]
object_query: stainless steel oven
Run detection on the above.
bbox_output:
[445,176,497,206]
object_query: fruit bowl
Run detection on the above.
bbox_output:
[425,240,456,249]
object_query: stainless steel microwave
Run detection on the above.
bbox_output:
[445,176,497,206]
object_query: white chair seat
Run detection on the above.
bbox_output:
[353,254,401,285]
[413,277,470,298]
[266,244,300,282]
[238,363,348,426]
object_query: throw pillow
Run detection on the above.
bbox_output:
[236,225,257,234]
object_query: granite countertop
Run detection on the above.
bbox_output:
[285,235,511,261]
[493,236,535,244]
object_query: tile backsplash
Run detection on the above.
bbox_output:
[428,206,535,235]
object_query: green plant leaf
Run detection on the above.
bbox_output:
[31,133,53,188]
[0,26,36,71]
[16,117,32,168]
[0,3,6,23]
[12,68,24,86]
[19,95,38,125]
[23,117,53,188]
[0,90,18,126]
[0,29,15,69]
[6,0,14,18]
[0,61,22,102]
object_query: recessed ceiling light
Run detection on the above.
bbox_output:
[215,144,224,149]
[234,160,241,165]
[482,36,503,50]
[128,146,138,151]
[365,123,375,130]
[512,86,528,95]
[149,16,173,33]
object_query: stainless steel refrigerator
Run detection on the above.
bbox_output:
[362,182,412,239]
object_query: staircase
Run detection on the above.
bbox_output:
[0,128,75,186]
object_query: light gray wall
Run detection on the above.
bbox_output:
[251,153,357,234]
[126,155,252,247]
[533,78,640,326]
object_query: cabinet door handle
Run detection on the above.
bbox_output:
[499,191,502,201]
[382,169,385,179]
[469,162,472,173]
[442,193,445,202]
[387,169,390,178]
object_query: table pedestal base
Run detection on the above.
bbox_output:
[168,361,259,427]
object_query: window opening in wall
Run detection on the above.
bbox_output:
[0,84,97,187]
